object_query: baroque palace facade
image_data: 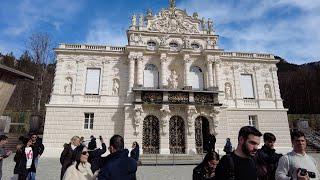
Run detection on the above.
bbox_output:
[43,1,291,156]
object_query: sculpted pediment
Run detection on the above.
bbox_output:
[147,8,200,34]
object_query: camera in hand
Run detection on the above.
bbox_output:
[298,168,316,178]
[99,135,103,140]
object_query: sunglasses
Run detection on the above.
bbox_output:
[81,151,89,155]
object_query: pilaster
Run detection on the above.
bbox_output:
[183,54,192,89]
[160,104,170,154]
[160,53,168,88]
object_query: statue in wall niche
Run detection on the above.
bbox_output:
[112,79,119,96]
[225,83,232,99]
[131,14,137,26]
[64,77,73,94]
[134,106,144,127]
[168,70,179,89]
[264,85,272,99]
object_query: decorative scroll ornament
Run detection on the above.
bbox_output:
[187,106,197,135]
[147,8,200,34]
[133,105,144,133]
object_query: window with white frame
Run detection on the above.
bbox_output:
[249,115,258,129]
[84,113,94,129]
[85,69,101,95]
[147,41,157,50]
[189,66,204,90]
[143,64,159,88]
[240,74,255,99]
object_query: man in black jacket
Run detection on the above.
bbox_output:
[255,132,282,180]
[215,126,262,180]
[88,135,107,173]
[59,136,80,180]
[98,135,137,180]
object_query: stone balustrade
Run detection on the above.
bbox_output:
[58,43,125,52]
[221,52,274,59]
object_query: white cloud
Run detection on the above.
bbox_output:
[2,0,85,36]
[85,19,127,46]
[178,0,320,63]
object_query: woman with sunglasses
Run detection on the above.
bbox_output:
[63,145,98,180]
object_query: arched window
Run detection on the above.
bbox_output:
[144,64,159,88]
[191,43,200,49]
[169,42,179,51]
[189,66,204,90]
[147,41,157,50]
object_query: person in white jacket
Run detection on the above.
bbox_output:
[63,145,98,180]
[275,130,320,180]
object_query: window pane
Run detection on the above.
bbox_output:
[241,74,255,98]
[90,120,94,129]
[84,123,88,129]
[85,113,89,119]
[85,118,89,124]
[85,69,101,94]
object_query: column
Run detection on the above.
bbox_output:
[128,56,135,93]
[184,54,191,89]
[160,53,168,88]
[137,56,143,87]
[160,104,170,154]
[186,105,197,154]
[206,57,214,89]
[214,56,221,89]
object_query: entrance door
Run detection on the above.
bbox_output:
[169,116,185,154]
[142,115,160,154]
[195,116,210,154]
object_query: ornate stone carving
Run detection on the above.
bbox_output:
[168,70,179,89]
[169,0,175,8]
[159,34,170,46]
[225,82,232,99]
[64,77,73,95]
[147,9,153,17]
[201,17,206,31]
[168,92,189,103]
[187,106,197,127]
[134,105,144,133]
[264,84,272,99]
[183,36,190,48]
[194,93,214,104]
[207,18,213,33]
[160,105,171,129]
[147,8,200,34]
[139,14,144,27]
[112,79,120,96]
[141,91,163,103]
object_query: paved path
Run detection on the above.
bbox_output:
[2,154,320,180]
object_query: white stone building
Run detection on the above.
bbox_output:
[43,1,292,156]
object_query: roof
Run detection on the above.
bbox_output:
[0,64,34,80]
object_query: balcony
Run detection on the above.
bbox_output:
[133,87,221,106]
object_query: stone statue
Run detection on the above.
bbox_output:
[225,83,232,99]
[264,85,272,99]
[147,9,152,17]
[160,105,171,127]
[168,70,178,89]
[112,79,119,96]
[132,14,137,27]
[139,14,144,27]
[193,12,198,19]
[207,18,213,33]
[169,0,175,8]
[201,17,207,31]
[64,77,72,94]
[134,105,144,128]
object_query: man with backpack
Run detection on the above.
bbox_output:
[215,126,262,180]
[275,130,320,180]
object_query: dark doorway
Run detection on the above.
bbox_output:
[195,116,210,154]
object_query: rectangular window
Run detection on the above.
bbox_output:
[84,113,94,130]
[240,74,255,99]
[85,69,101,95]
[249,115,258,129]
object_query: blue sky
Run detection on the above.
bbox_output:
[0,0,319,64]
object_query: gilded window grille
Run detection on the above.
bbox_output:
[142,115,160,154]
[169,116,185,154]
[168,92,189,104]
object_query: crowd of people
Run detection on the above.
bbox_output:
[193,126,320,180]
[0,125,320,180]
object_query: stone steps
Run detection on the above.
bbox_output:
[139,154,205,165]
[3,134,21,152]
